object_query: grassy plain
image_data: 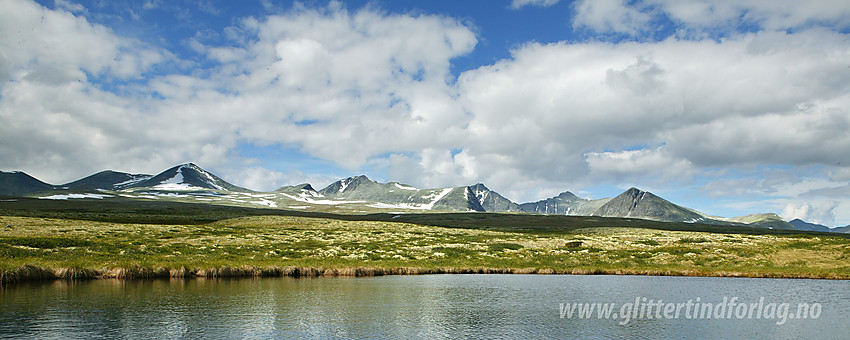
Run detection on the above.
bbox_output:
[2,198,849,283]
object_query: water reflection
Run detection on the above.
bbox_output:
[1,275,848,338]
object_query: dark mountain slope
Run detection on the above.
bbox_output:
[0,171,55,196]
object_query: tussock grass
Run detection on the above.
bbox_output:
[2,213,850,285]
[0,265,56,284]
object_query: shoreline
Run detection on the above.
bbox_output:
[2,264,847,285]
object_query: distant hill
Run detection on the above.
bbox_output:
[275,183,317,194]
[62,170,152,191]
[727,213,796,230]
[789,219,847,233]
[0,171,55,196]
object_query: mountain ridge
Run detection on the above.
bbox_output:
[469,183,521,212]
[63,170,153,191]
[789,218,850,233]
[518,191,610,215]
[317,175,485,211]
[1,163,836,231]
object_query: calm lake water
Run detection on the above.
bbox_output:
[1,274,847,339]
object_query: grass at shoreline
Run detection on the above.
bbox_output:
[3,213,850,284]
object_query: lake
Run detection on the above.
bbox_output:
[1,274,847,339]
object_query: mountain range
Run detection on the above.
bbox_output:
[1,163,845,233]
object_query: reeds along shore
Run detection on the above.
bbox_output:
[2,265,847,285]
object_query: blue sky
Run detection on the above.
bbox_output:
[2,0,850,226]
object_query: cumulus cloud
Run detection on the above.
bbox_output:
[54,0,86,14]
[0,1,477,184]
[584,147,695,181]
[202,5,477,170]
[651,0,850,31]
[828,167,850,182]
[511,0,561,10]
[572,0,653,36]
[440,30,850,201]
[572,0,850,37]
[1,0,849,223]
[0,0,176,181]
[217,166,339,192]
[0,0,164,82]
[781,201,838,226]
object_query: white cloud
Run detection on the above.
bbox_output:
[0,1,479,186]
[585,147,695,181]
[387,149,481,190]
[219,166,285,192]
[0,0,222,182]
[572,0,652,36]
[828,167,850,181]
[572,0,850,37]
[446,30,850,200]
[696,168,850,226]
[1,0,849,221]
[214,5,477,169]
[0,0,165,82]
[781,201,838,226]
[54,0,86,14]
[511,0,561,10]
[651,0,850,31]
[222,166,339,192]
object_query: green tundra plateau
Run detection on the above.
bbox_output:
[2,198,849,284]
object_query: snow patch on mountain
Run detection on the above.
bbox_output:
[163,168,184,184]
[40,193,113,200]
[190,164,224,190]
[472,186,489,206]
[152,183,204,191]
[113,175,151,188]
[278,192,364,205]
[366,202,421,209]
[423,187,454,209]
[251,198,278,207]
[393,183,418,190]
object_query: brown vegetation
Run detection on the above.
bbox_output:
[4,263,848,286]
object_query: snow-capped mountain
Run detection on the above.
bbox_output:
[129,163,249,192]
[317,175,485,211]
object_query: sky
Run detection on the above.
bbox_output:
[1,0,849,226]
